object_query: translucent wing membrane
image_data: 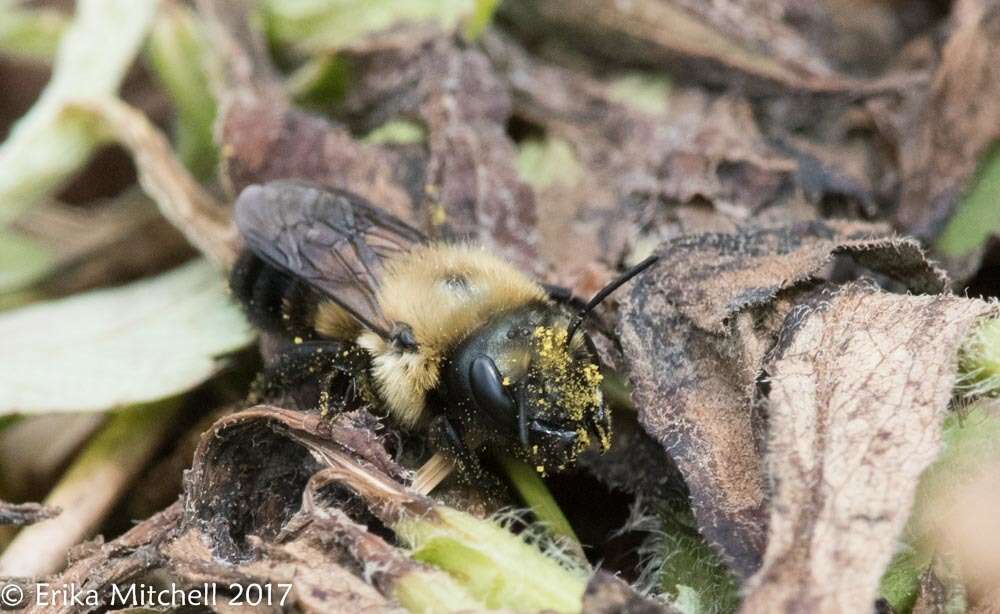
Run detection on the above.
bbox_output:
[234,180,425,339]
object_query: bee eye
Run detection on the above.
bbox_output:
[469,355,515,426]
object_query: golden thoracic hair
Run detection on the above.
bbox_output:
[376,243,547,352]
[353,243,548,427]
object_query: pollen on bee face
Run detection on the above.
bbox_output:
[529,325,604,423]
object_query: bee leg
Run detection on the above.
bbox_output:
[428,415,488,486]
[255,340,362,412]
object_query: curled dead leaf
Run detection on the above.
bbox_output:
[741,286,998,613]
[182,406,402,561]
[619,220,947,578]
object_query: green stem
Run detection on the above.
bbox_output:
[495,453,583,558]
[601,370,635,412]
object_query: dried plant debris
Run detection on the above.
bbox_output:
[6,190,193,298]
[581,571,675,614]
[204,1,542,274]
[162,523,409,614]
[0,500,59,526]
[176,405,601,612]
[181,405,402,560]
[414,40,542,273]
[498,0,901,96]
[886,0,1000,241]
[619,220,947,578]
[484,34,879,289]
[742,287,997,613]
[6,0,1000,611]
[19,502,182,614]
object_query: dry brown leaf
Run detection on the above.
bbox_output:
[741,286,997,613]
[219,97,421,224]
[418,43,542,274]
[203,3,542,276]
[162,525,404,614]
[618,221,946,577]
[889,0,1000,239]
[338,32,544,274]
[197,0,420,226]
[652,220,946,333]
[499,0,894,95]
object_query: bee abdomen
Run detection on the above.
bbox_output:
[230,250,318,337]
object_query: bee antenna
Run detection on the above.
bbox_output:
[565,255,659,343]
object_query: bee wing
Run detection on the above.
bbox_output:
[234,180,425,339]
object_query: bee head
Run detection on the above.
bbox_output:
[442,256,658,473]
[445,304,611,472]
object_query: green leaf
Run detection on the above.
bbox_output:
[262,0,478,54]
[879,548,921,613]
[516,137,583,190]
[147,2,217,179]
[0,0,68,60]
[463,0,500,40]
[0,260,254,415]
[936,145,1000,257]
[395,506,587,612]
[672,585,708,614]
[362,120,426,145]
[607,73,672,115]
[644,504,739,614]
[287,55,351,107]
[957,316,1000,397]
[0,231,55,295]
[0,0,158,223]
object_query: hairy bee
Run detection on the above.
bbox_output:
[230,180,655,482]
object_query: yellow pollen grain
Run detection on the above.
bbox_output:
[430,203,447,226]
[293,336,304,344]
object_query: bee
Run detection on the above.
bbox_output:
[230,180,656,485]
